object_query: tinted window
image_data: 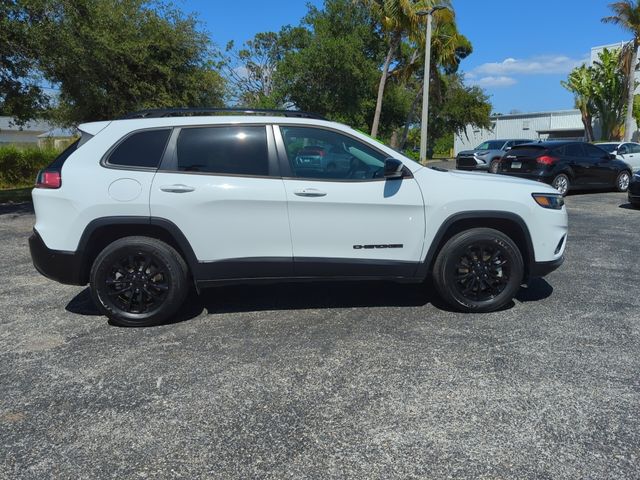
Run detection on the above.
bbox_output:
[597,143,618,153]
[476,141,505,150]
[564,143,585,157]
[630,143,640,153]
[108,129,170,168]
[176,126,268,176]
[584,144,606,158]
[280,126,388,180]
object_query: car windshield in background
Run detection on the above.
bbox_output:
[475,141,505,150]
[596,143,617,153]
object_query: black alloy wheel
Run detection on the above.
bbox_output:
[432,228,524,312]
[90,236,189,327]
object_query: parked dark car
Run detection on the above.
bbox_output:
[629,171,640,207]
[494,141,632,196]
[456,139,531,171]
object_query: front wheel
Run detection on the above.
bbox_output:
[90,236,189,327]
[432,228,524,313]
[489,158,501,173]
[616,171,631,192]
[552,173,570,196]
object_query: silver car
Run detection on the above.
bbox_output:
[456,139,532,172]
[595,142,640,172]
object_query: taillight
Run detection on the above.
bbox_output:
[536,155,558,166]
[35,170,61,189]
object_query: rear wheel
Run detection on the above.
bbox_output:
[90,236,189,327]
[432,228,524,313]
[616,171,630,192]
[552,173,570,196]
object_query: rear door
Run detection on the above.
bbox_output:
[563,143,591,185]
[150,124,293,279]
[625,143,640,171]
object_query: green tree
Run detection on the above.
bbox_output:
[273,0,385,130]
[602,0,640,141]
[225,27,309,108]
[561,64,596,141]
[360,0,450,138]
[592,48,627,140]
[27,0,226,124]
[0,1,49,123]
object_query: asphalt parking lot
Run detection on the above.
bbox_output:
[1,185,639,479]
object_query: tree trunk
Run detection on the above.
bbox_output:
[371,33,400,138]
[581,111,594,142]
[400,85,423,150]
[624,42,639,141]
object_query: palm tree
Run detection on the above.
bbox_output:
[602,0,640,141]
[561,65,596,141]
[361,0,450,138]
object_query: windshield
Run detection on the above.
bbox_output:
[596,143,617,153]
[475,141,504,151]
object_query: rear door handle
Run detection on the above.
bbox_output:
[160,184,195,193]
[294,188,327,197]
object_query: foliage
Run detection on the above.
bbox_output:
[3,0,226,125]
[0,144,60,188]
[0,1,50,123]
[272,0,385,131]
[225,28,308,107]
[561,64,596,141]
[602,1,640,141]
[563,48,628,141]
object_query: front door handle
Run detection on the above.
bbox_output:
[160,184,195,193]
[294,188,327,197]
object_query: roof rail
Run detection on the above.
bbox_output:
[120,108,326,120]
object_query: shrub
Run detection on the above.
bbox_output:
[0,145,61,189]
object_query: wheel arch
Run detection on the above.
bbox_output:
[418,211,535,280]
[76,217,199,285]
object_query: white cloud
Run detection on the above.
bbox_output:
[469,76,518,88]
[472,55,587,77]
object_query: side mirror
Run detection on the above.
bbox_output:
[608,153,616,160]
[384,158,404,179]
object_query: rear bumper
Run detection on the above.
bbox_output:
[29,229,86,286]
[529,255,564,279]
[496,171,552,184]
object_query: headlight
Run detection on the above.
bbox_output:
[532,193,564,210]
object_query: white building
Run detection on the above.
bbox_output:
[0,117,55,145]
[455,42,639,154]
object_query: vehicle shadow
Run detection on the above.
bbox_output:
[66,278,554,324]
[0,202,34,216]
[618,203,638,210]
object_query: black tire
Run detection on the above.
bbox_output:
[90,236,189,327]
[615,170,631,192]
[489,158,501,173]
[551,173,570,196]
[432,228,524,313]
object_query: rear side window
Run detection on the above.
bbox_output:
[175,126,268,176]
[564,144,585,157]
[108,129,171,168]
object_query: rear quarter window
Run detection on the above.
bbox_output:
[107,129,171,169]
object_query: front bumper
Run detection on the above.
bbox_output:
[29,229,86,285]
[529,255,565,279]
[456,155,489,171]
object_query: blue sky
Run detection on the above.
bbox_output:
[182,0,632,115]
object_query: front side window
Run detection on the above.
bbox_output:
[584,144,606,159]
[176,126,268,176]
[280,126,388,180]
[476,140,505,151]
[630,143,640,154]
[108,129,171,168]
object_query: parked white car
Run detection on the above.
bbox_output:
[595,142,640,172]
[30,109,568,327]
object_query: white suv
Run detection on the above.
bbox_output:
[29,109,568,327]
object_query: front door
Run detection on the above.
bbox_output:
[275,125,426,278]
